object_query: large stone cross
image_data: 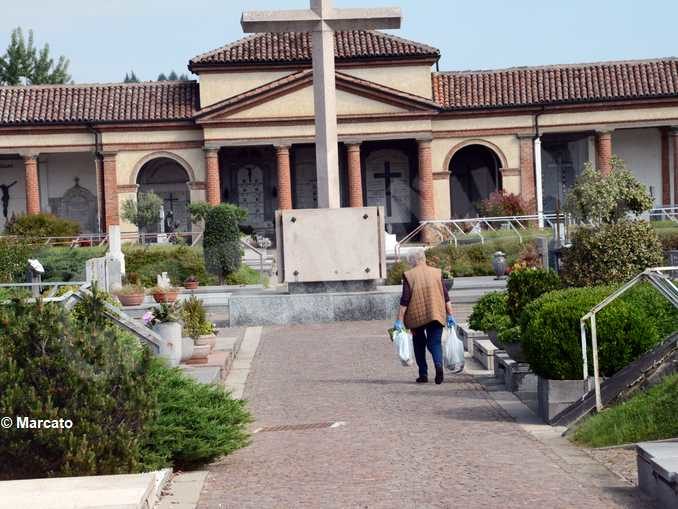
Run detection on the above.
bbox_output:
[241,0,401,208]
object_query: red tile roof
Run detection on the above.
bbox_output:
[0,80,198,126]
[189,30,440,68]
[432,58,678,110]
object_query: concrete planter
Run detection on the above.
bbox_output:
[537,376,590,423]
[153,322,182,366]
[196,334,216,351]
[180,337,194,362]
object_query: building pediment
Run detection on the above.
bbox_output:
[194,70,439,124]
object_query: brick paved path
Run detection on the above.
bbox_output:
[198,321,644,508]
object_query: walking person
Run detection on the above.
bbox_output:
[394,248,455,384]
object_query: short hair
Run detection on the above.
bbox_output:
[406,248,426,266]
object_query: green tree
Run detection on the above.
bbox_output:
[167,70,178,81]
[121,192,163,244]
[564,156,654,224]
[0,28,70,85]
[124,70,140,83]
[203,204,246,284]
[157,72,167,81]
[178,73,189,81]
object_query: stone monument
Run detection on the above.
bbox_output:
[242,0,401,292]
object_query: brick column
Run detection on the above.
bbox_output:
[417,140,435,244]
[275,145,293,210]
[346,143,363,207]
[661,128,670,206]
[23,154,40,215]
[596,130,613,175]
[204,148,221,206]
[102,152,119,229]
[672,129,678,206]
[518,135,537,214]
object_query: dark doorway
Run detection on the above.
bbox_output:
[137,157,191,232]
[449,145,502,218]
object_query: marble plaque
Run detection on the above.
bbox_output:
[53,180,97,233]
[237,164,265,225]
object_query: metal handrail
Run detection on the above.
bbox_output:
[580,266,678,412]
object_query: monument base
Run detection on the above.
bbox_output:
[288,280,378,294]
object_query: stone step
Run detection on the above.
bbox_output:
[637,441,678,509]
[473,338,499,372]
[0,470,170,509]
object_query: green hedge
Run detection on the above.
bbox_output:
[562,221,664,287]
[468,291,511,333]
[36,246,105,282]
[0,238,34,283]
[204,204,244,284]
[506,268,561,323]
[4,213,80,238]
[521,284,678,380]
[124,244,213,287]
[426,239,525,277]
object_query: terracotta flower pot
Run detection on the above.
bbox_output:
[184,281,198,290]
[153,291,178,303]
[116,293,145,307]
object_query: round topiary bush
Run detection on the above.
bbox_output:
[520,285,677,380]
[468,291,511,333]
[561,221,663,287]
[506,268,561,323]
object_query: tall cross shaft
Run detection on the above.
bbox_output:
[241,0,401,208]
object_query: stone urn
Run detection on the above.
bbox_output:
[195,333,217,351]
[153,321,182,366]
[180,337,194,362]
[492,251,507,279]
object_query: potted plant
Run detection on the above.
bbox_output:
[181,295,217,352]
[152,285,180,303]
[144,302,184,366]
[184,275,199,290]
[113,284,145,307]
[442,269,454,291]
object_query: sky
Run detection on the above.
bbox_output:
[1,0,677,84]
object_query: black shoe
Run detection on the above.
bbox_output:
[435,365,444,385]
[416,376,428,383]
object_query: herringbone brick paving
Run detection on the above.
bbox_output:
[198,321,645,508]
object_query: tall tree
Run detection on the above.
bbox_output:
[157,72,167,81]
[124,70,139,83]
[167,70,178,81]
[0,28,70,85]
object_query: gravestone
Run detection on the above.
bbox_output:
[86,256,122,292]
[50,178,97,233]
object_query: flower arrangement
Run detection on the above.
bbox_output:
[143,302,182,328]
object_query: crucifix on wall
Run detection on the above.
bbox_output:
[241,0,401,209]
[374,162,402,217]
[0,180,17,219]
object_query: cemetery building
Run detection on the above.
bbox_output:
[1,30,678,238]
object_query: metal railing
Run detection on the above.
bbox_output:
[394,213,568,259]
[649,206,678,222]
[580,267,678,412]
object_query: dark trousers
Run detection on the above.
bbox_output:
[411,321,444,377]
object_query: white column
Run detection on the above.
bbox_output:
[534,137,544,228]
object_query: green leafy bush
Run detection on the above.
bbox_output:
[181,296,214,339]
[0,238,34,283]
[121,192,162,240]
[497,325,521,344]
[140,361,251,469]
[225,264,262,285]
[521,284,678,380]
[573,373,678,447]
[426,239,525,277]
[506,268,561,323]
[386,260,411,285]
[35,246,105,282]
[656,228,678,250]
[561,221,663,287]
[4,212,80,238]
[124,244,213,287]
[468,292,511,333]
[0,298,156,479]
[203,204,246,284]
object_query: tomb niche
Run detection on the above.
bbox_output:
[49,178,97,233]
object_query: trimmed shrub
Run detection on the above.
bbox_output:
[203,204,245,284]
[120,192,162,241]
[656,228,678,250]
[0,238,34,283]
[36,246,105,282]
[426,239,525,278]
[4,212,80,238]
[478,190,527,217]
[506,268,561,323]
[0,298,156,479]
[386,260,411,285]
[561,221,663,287]
[124,244,213,287]
[497,325,521,344]
[140,361,251,469]
[521,284,678,380]
[468,291,511,333]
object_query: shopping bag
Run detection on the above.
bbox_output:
[393,329,413,366]
[444,326,465,372]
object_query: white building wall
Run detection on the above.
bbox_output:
[612,128,663,207]
[38,152,97,213]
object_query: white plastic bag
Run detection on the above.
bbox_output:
[393,329,413,366]
[444,326,465,372]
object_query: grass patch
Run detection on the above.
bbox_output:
[572,373,678,447]
[225,264,264,286]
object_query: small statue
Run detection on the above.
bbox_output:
[0,180,17,219]
[164,210,178,234]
